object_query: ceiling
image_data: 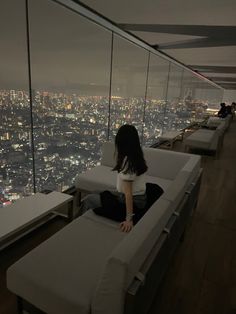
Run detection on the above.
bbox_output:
[80,0,236,90]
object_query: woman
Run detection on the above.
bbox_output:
[80,124,148,232]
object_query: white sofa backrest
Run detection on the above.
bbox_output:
[143,148,191,180]
[101,142,193,181]
[92,198,174,314]
[101,142,116,167]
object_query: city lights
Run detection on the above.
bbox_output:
[0,88,219,207]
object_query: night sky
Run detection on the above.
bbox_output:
[0,0,235,98]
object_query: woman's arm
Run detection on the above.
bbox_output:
[120,180,134,232]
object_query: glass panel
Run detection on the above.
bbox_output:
[204,86,223,113]
[188,75,208,120]
[29,0,112,192]
[191,78,223,117]
[223,90,236,104]
[179,70,203,127]
[164,63,184,131]
[143,53,170,146]
[110,35,149,140]
[0,0,33,206]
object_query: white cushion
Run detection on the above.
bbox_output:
[159,130,182,140]
[82,209,120,229]
[75,165,116,191]
[7,216,126,314]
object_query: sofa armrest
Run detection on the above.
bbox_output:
[92,198,173,314]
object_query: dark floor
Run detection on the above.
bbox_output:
[149,121,236,314]
[1,121,236,314]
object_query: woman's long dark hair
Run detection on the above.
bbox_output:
[113,125,148,176]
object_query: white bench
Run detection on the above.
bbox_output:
[184,122,226,158]
[0,191,73,250]
[159,130,184,149]
[7,145,202,314]
[184,129,216,151]
[207,115,231,129]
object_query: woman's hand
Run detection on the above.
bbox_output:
[120,220,133,232]
[121,180,134,233]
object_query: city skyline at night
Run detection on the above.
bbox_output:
[0,87,219,207]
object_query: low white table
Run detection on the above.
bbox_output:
[159,131,184,149]
[0,191,73,250]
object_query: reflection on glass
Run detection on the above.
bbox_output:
[191,77,223,116]
[179,70,205,126]
[0,0,33,206]
[29,0,112,192]
[164,63,184,131]
[110,35,149,139]
[143,54,169,146]
[203,86,223,111]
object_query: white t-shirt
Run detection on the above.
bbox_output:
[116,172,146,195]
[116,157,146,195]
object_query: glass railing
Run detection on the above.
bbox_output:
[0,0,224,206]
